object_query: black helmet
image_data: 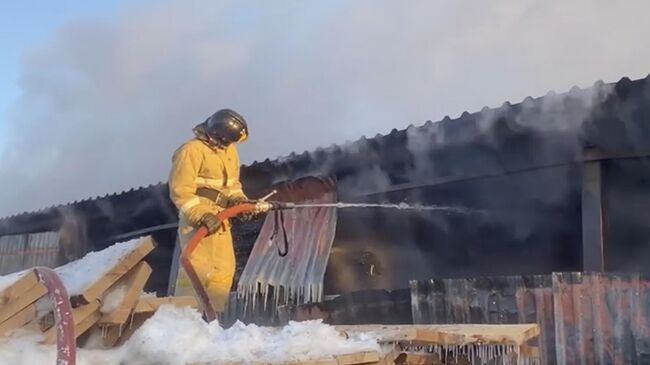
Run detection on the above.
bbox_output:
[205,109,248,146]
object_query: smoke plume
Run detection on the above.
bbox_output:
[2,1,650,216]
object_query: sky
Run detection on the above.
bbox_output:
[1,0,650,217]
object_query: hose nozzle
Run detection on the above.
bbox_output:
[254,201,295,213]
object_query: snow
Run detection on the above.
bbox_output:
[54,238,143,296]
[0,270,29,292]
[101,284,127,313]
[0,238,142,295]
[0,238,144,319]
[0,306,380,365]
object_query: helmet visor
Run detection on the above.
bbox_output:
[236,127,248,142]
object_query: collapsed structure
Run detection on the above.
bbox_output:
[1,74,650,363]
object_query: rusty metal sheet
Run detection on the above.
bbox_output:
[233,176,338,322]
[410,275,555,364]
[410,272,650,365]
[553,272,650,365]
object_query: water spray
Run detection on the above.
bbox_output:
[255,191,479,215]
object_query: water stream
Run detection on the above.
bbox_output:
[286,202,481,215]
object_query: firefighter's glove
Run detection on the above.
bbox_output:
[200,213,222,235]
[227,195,254,208]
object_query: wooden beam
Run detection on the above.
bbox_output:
[582,147,606,271]
[0,304,36,336]
[102,312,154,347]
[74,311,102,340]
[335,351,380,365]
[394,352,442,365]
[42,300,101,344]
[100,261,152,325]
[0,280,47,324]
[0,271,37,306]
[71,237,155,306]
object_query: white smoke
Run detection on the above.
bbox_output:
[2,0,650,216]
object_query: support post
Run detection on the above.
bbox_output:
[582,147,606,271]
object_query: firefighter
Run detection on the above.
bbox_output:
[168,108,250,317]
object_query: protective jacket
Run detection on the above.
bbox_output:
[169,123,247,313]
[169,125,248,224]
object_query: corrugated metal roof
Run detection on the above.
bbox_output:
[410,272,650,365]
[3,73,647,224]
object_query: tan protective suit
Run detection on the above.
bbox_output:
[169,129,247,313]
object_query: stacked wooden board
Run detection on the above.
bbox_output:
[0,236,198,347]
[336,324,541,365]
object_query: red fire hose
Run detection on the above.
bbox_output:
[33,267,75,365]
[180,203,259,322]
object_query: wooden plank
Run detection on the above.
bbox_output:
[337,325,464,346]
[43,300,101,344]
[71,237,155,305]
[0,281,47,324]
[133,296,198,314]
[74,310,102,339]
[394,352,442,365]
[0,304,36,336]
[335,351,380,365]
[336,324,539,346]
[102,312,154,347]
[100,261,152,325]
[0,271,38,306]
[378,351,402,365]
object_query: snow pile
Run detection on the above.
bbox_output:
[126,306,379,364]
[0,306,380,365]
[0,238,142,295]
[0,238,143,318]
[0,331,119,365]
[54,238,142,296]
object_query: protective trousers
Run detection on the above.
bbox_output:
[174,214,236,314]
